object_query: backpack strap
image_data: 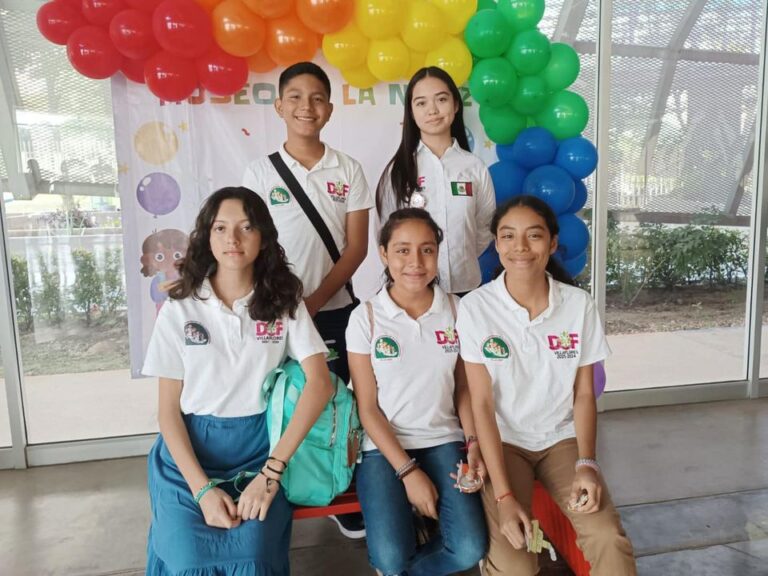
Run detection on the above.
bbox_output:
[365,301,374,340]
[447,294,457,321]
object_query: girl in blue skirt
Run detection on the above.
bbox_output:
[142,187,333,575]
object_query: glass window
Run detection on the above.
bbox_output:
[604,0,763,391]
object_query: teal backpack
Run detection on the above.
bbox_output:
[262,359,363,506]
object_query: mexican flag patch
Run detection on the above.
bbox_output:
[450,181,473,196]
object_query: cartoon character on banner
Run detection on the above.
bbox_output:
[140,229,188,312]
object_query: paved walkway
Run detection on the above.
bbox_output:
[1,326,767,444]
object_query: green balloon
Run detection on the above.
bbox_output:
[464,9,514,59]
[541,43,580,92]
[480,104,526,144]
[469,57,518,107]
[512,74,547,115]
[497,0,545,32]
[506,29,551,75]
[477,0,497,10]
[535,90,589,140]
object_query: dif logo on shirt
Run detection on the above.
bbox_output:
[255,320,284,343]
[270,187,290,205]
[435,326,459,353]
[326,180,350,203]
[482,336,509,359]
[374,336,400,360]
[548,331,580,359]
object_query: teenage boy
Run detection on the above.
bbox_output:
[242,62,371,539]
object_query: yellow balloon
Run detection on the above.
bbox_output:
[401,1,446,53]
[407,50,426,79]
[429,0,477,34]
[342,64,379,88]
[322,23,369,71]
[355,0,404,40]
[368,37,411,81]
[133,122,179,165]
[425,36,472,86]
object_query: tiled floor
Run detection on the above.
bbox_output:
[0,399,766,575]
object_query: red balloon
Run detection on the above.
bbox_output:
[109,9,158,59]
[125,0,163,11]
[82,0,127,27]
[145,50,198,101]
[67,25,122,78]
[37,1,86,45]
[296,0,353,35]
[197,46,248,95]
[120,56,147,82]
[266,14,319,66]
[153,0,213,58]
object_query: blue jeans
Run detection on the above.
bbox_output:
[356,441,488,576]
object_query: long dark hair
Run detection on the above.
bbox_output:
[491,195,577,286]
[376,67,470,214]
[379,207,444,287]
[168,187,303,322]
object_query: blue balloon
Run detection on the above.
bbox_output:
[489,160,528,204]
[496,142,516,162]
[557,250,588,278]
[555,136,598,179]
[566,179,588,213]
[523,164,575,215]
[557,214,590,259]
[510,127,557,169]
[478,244,500,285]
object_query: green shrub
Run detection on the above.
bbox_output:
[71,249,103,326]
[102,248,126,314]
[36,253,64,326]
[11,255,33,333]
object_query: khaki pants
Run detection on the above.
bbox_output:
[481,438,637,576]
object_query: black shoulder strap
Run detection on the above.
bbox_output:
[268,152,355,302]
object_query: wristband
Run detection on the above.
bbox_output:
[194,480,219,504]
[495,490,514,504]
[575,458,601,474]
[395,457,417,479]
[398,463,420,480]
[465,435,478,450]
[267,456,288,469]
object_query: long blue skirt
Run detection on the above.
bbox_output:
[146,413,292,575]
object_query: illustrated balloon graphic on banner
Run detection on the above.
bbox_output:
[37,0,86,45]
[134,121,179,164]
[137,172,181,217]
[593,361,606,398]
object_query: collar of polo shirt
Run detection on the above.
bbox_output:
[278,143,339,171]
[494,271,562,323]
[379,285,447,320]
[416,137,461,159]
[198,278,254,311]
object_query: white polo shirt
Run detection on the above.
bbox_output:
[457,273,610,451]
[346,286,466,451]
[242,144,373,311]
[379,139,496,293]
[142,280,328,417]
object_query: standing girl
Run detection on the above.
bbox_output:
[346,208,488,576]
[377,66,496,296]
[457,196,636,576]
[142,187,333,575]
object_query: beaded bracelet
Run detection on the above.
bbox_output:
[575,458,601,474]
[398,463,420,480]
[395,457,418,480]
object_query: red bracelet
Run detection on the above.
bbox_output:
[495,490,514,504]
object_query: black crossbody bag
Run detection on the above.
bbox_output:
[268,152,358,304]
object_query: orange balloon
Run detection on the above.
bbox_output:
[247,48,277,72]
[194,0,223,13]
[212,0,266,57]
[266,14,320,66]
[296,0,354,35]
[242,0,293,19]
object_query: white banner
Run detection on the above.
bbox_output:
[113,58,495,376]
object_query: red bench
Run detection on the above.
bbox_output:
[293,481,591,575]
